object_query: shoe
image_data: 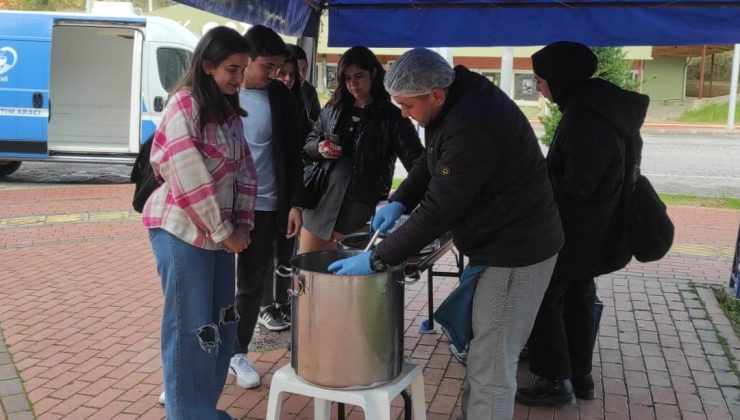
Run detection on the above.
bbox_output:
[258,306,290,332]
[229,353,261,388]
[572,374,595,400]
[158,391,165,405]
[276,303,291,326]
[516,377,575,407]
[449,343,467,365]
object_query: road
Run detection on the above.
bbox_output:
[1,131,738,197]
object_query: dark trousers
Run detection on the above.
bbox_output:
[527,266,596,380]
[260,236,295,307]
[235,211,277,354]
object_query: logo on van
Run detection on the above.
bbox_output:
[0,47,18,79]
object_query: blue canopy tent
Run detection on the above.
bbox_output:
[177,0,740,47]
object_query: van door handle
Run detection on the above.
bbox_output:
[153,96,164,112]
[32,92,43,108]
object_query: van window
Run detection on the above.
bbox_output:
[157,48,191,93]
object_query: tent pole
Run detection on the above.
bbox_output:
[727,44,739,130]
[298,36,318,85]
[500,47,514,98]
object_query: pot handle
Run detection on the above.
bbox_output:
[288,273,306,297]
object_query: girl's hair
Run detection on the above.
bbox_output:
[281,56,305,109]
[330,46,390,106]
[171,26,249,128]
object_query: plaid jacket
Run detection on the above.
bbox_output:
[142,89,258,250]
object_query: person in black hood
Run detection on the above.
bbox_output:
[517,41,649,407]
[328,47,564,420]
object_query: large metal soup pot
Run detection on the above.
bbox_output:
[289,249,405,389]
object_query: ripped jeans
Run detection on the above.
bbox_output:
[149,228,238,420]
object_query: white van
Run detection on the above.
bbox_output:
[0,8,199,177]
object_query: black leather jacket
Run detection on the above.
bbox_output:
[303,101,423,205]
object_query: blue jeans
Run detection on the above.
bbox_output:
[149,228,237,420]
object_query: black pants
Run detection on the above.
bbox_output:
[527,266,596,380]
[235,211,277,354]
[260,235,295,307]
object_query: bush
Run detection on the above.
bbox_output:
[539,47,636,146]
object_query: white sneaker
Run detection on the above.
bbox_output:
[158,391,165,405]
[229,353,261,388]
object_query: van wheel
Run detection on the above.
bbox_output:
[0,161,21,177]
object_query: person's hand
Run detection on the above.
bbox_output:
[318,139,342,159]
[327,251,373,275]
[371,201,406,233]
[222,230,248,253]
[285,208,303,238]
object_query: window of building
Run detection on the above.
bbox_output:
[157,48,191,93]
[326,64,338,91]
[481,71,500,86]
[514,73,540,101]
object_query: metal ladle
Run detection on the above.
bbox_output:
[363,229,383,252]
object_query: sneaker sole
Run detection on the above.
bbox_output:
[515,392,576,407]
[257,319,290,332]
[229,366,261,389]
[575,389,595,400]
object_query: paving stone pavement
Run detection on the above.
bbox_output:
[0,184,738,419]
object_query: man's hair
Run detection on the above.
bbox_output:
[243,25,286,58]
[384,48,455,97]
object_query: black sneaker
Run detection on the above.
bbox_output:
[516,377,575,407]
[276,303,291,326]
[572,374,595,400]
[257,306,290,332]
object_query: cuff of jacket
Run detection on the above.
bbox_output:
[210,220,234,244]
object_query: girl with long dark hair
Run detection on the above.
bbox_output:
[298,46,424,252]
[142,26,258,419]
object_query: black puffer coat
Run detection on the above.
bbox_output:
[547,78,649,276]
[377,66,564,267]
[303,101,423,205]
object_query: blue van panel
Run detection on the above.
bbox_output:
[0,11,147,159]
[0,14,52,158]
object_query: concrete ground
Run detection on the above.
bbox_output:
[0,184,739,420]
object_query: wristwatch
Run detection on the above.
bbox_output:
[369,249,388,272]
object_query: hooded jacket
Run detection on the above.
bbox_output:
[377,66,564,267]
[545,76,649,276]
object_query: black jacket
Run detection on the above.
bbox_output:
[303,101,423,205]
[264,80,305,234]
[301,81,321,123]
[377,66,564,267]
[549,78,649,276]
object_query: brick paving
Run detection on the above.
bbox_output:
[0,183,738,419]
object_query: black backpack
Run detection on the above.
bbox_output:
[130,134,161,213]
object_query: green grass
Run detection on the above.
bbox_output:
[715,287,740,337]
[659,193,740,209]
[678,101,740,123]
[391,182,739,209]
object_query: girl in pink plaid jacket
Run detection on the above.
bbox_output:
[142,26,257,420]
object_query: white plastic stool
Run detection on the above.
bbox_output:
[265,361,426,420]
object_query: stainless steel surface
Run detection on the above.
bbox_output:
[289,249,405,389]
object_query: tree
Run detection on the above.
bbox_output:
[539,47,637,146]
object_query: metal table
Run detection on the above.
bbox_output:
[404,231,465,333]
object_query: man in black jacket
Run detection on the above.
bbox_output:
[328,48,564,419]
[517,41,649,407]
[230,25,304,389]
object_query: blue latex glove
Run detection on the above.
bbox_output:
[327,251,373,275]
[371,201,406,233]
